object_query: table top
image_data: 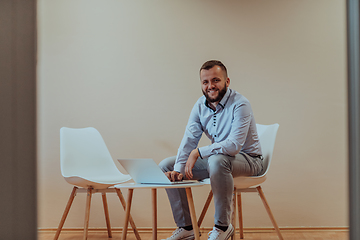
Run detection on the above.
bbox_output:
[114,181,204,189]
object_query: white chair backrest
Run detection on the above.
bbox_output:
[60,127,121,178]
[256,123,279,176]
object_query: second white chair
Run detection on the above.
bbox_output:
[197,123,283,240]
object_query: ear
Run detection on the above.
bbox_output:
[226,78,230,87]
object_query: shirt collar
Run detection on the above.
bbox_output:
[219,88,231,108]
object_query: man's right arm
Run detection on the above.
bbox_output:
[173,101,203,176]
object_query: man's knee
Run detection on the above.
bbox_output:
[158,156,176,172]
[208,154,232,174]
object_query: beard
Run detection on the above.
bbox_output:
[202,83,227,103]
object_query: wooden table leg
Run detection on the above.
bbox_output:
[152,188,157,240]
[185,188,200,240]
[122,189,134,240]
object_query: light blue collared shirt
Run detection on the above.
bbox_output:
[174,88,262,174]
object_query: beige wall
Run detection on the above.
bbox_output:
[37,0,347,229]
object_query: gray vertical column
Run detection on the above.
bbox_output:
[348,0,360,240]
[0,0,37,239]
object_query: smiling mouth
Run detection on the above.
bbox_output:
[208,89,218,94]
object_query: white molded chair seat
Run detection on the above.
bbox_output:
[198,123,282,240]
[60,127,132,189]
[200,175,266,190]
[54,127,140,240]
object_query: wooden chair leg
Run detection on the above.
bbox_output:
[122,189,134,240]
[101,193,112,238]
[53,186,78,240]
[237,193,244,239]
[83,188,93,240]
[115,188,141,240]
[231,188,236,240]
[198,190,213,227]
[256,186,283,240]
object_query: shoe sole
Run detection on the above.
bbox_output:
[224,227,234,240]
[162,234,195,240]
[177,235,195,240]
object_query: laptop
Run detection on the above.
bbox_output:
[117,158,199,185]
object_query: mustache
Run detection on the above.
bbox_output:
[207,88,219,92]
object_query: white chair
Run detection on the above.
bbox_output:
[197,123,283,240]
[54,127,140,240]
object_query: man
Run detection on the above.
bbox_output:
[159,60,263,240]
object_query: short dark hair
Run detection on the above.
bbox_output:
[200,60,228,78]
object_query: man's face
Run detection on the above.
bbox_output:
[200,66,230,104]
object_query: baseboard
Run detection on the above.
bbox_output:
[38,226,349,233]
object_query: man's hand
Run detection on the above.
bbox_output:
[185,149,200,180]
[165,171,184,182]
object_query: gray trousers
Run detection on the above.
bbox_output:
[159,153,263,227]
